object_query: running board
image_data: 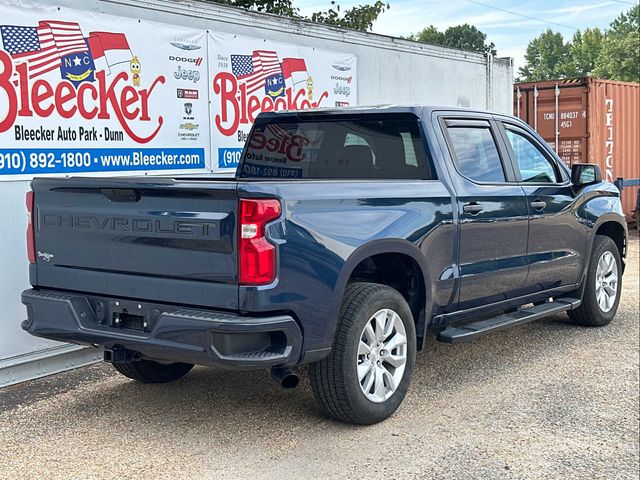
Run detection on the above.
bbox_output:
[437,297,581,344]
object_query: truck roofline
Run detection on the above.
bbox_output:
[255,104,507,120]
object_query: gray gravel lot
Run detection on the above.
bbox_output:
[1,233,638,480]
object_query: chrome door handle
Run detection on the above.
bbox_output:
[530,200,547,211]
[463,203,483,215]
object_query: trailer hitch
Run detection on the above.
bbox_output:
[103,346,141,363]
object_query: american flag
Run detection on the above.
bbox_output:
[0,21,88,80]
[231,50,282,95]
[46,21,88,58]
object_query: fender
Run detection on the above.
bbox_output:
[578,185,627,283]
[330,239,434,351]
[587,213,627,258]
[335,239,431,302]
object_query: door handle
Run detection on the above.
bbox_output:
[530,200,547,211]
[463,203,483,215]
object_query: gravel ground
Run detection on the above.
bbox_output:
[1,233,638,480]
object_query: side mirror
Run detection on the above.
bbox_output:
[571,163,601,186]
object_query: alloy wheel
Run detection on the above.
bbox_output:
[595,251,618,313]
[357,308,408,403]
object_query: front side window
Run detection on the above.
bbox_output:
[447,126,506,183]
[506,129,559,183]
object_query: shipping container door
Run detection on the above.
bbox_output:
[528,83,589,168]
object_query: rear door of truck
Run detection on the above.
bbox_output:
[30,176,239,310]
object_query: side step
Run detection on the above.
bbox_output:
[437,297,581,344]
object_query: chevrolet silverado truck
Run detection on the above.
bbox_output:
[22,106,627,424]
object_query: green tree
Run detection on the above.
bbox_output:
[407,25,444,45]
[309,1,389,32]
[563,28,604,78]
[442,24,496,55]
[519,5,639,83]
[518,29,570,81]
[209,0,298,16]
[594,5,640,82]
[206,0,389,31]
[408,24,496,55]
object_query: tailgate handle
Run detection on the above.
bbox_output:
[101,188,141,202]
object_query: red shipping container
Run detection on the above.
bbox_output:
[514,77,640,223]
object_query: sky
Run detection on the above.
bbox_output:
[295,0,637,73]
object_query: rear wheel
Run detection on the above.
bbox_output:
[309,282,416,425]
[568,235,622,327]
[112,359,194,383]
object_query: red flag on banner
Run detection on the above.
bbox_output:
[87,31,132,72]
[281,58,307,80]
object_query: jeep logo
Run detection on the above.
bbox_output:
[174,65,201,83]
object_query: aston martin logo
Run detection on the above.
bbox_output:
[170,42,201,51]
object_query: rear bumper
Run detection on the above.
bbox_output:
[21,288,302,369]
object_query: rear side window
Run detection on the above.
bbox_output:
[239,114,432,179]
[446,126,505,183]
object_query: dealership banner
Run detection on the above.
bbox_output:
[0,2,210,179]
[208,32,357,173]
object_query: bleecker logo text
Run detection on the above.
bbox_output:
[0,51,165,143]
[213,72,329,136]
[248,131,310,162]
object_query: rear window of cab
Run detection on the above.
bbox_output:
[238,114,433,180]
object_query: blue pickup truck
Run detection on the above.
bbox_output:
[22,106,627,424]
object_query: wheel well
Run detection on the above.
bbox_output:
[348,253,426,332]
[596,221,626,259]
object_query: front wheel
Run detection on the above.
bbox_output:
[309,282,416,425]
[568,235,622,327]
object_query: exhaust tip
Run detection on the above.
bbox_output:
[281,373,299,389]
[271,367,299,389]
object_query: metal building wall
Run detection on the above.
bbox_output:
[0,0,513,386]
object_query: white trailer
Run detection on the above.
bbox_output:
[0,0,513,386]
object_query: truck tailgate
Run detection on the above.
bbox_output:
[31,176,239,309]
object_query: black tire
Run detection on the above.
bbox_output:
[568,235,622,327]
[112,359,194,383]
[309,282,416,425]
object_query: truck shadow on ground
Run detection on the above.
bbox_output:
[78,311,615,431]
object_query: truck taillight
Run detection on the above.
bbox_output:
[26,191,35,264]
[238,198,281,285]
